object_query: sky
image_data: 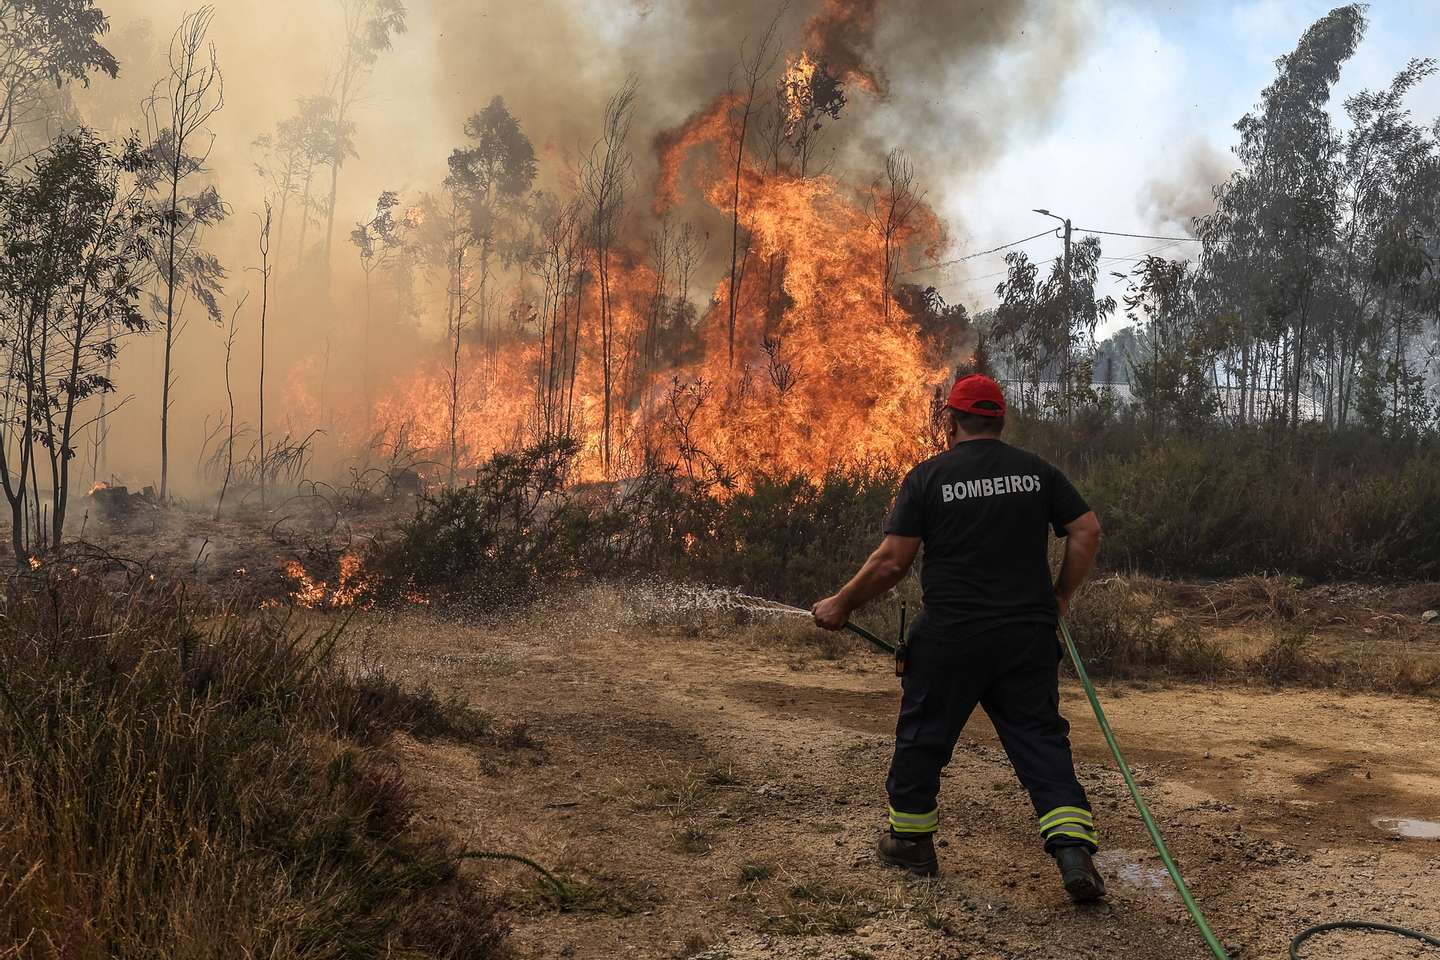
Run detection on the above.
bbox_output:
[926,0,1440,335]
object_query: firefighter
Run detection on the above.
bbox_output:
[811,373,1106,902]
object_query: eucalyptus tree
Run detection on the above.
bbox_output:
[318,0,406,276]
[992,237,1114,419]
[0,0,118,156]
[0,131,162,557]
[350,189,410,421]
[1196,5,1364,428]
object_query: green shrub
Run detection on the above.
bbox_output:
[365,436,705,609]
[365,428,1438,624]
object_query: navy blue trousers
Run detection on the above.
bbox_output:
[884,623,1097,852]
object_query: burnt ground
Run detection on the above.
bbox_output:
[335,587,1440,960]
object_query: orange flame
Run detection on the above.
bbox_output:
[283,551,372,609]
[780,51,820,139]
[292,9,948,488]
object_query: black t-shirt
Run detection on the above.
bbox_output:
[884,439,1090,639]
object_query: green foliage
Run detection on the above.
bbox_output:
[369,425,1439,628]
[448,95,537,247]
[679,466,906,610]
[1120,256,1220,427]
[0,0,120,148]
[0,129,166,552]
[992,233,1116,418]
[1074,432,1440,580]
[366,436,689,607]
[0,574,506,959]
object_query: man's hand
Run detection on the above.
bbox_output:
[1055,590,1071,619]
[812,535,919,632]
[812,594,852,631]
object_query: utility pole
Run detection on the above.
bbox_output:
[1034,208,1072,420]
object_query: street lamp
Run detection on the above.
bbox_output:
[1034,208,1074,418]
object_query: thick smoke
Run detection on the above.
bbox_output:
[63,0,1092,486]
[1138,139,1235,236]
[802,0,884,95]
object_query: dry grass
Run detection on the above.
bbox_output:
[1162,574,1305,625]
[0,574,509,960]
[767,878,880,936]
[1069,576,1440,695]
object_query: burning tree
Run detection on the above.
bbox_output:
[350,189,409,424]
[724,18,783,366]
[531,189,585,444]
[580,79,637,474]
[429,95,537,485]
[309,4,955,486]
[777,50,846,178]
[869,147,924,327]
[0,131,161,558]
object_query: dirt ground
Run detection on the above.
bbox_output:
[331,587,1440,960]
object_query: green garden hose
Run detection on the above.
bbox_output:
[1058,617,1231,959]
[1056,617,1440,959]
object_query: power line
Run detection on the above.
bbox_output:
[1074,227,1210,242]
[909,224,1222,279]
[958,238,1190,287]
[905,229,1055,274]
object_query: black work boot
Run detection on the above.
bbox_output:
[1054,846,1106,903]
[877,831,939,877]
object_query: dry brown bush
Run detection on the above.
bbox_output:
[0,575,509,960]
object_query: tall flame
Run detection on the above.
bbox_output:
[293,19,948,486]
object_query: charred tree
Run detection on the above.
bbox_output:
[255,203,272,505]
[868,148,922,327]
[725,17,782,366]
[215,291,247,517]
[581,79,637,474]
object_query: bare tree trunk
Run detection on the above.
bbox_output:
[216,293,246,518]
[725,18,782,367]
[297,164,314,268]
[871,149,922,330]
[583,79,637,473]
[149,6,224,501]
[448,243,465,487]
[258,203,271,505]
[362,265,373,431]
[160,163,180,500]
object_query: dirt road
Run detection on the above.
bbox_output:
[353,589,1440,960]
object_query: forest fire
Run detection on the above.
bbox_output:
[302,25,950,487]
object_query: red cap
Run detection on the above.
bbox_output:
[946,374,1006,418]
